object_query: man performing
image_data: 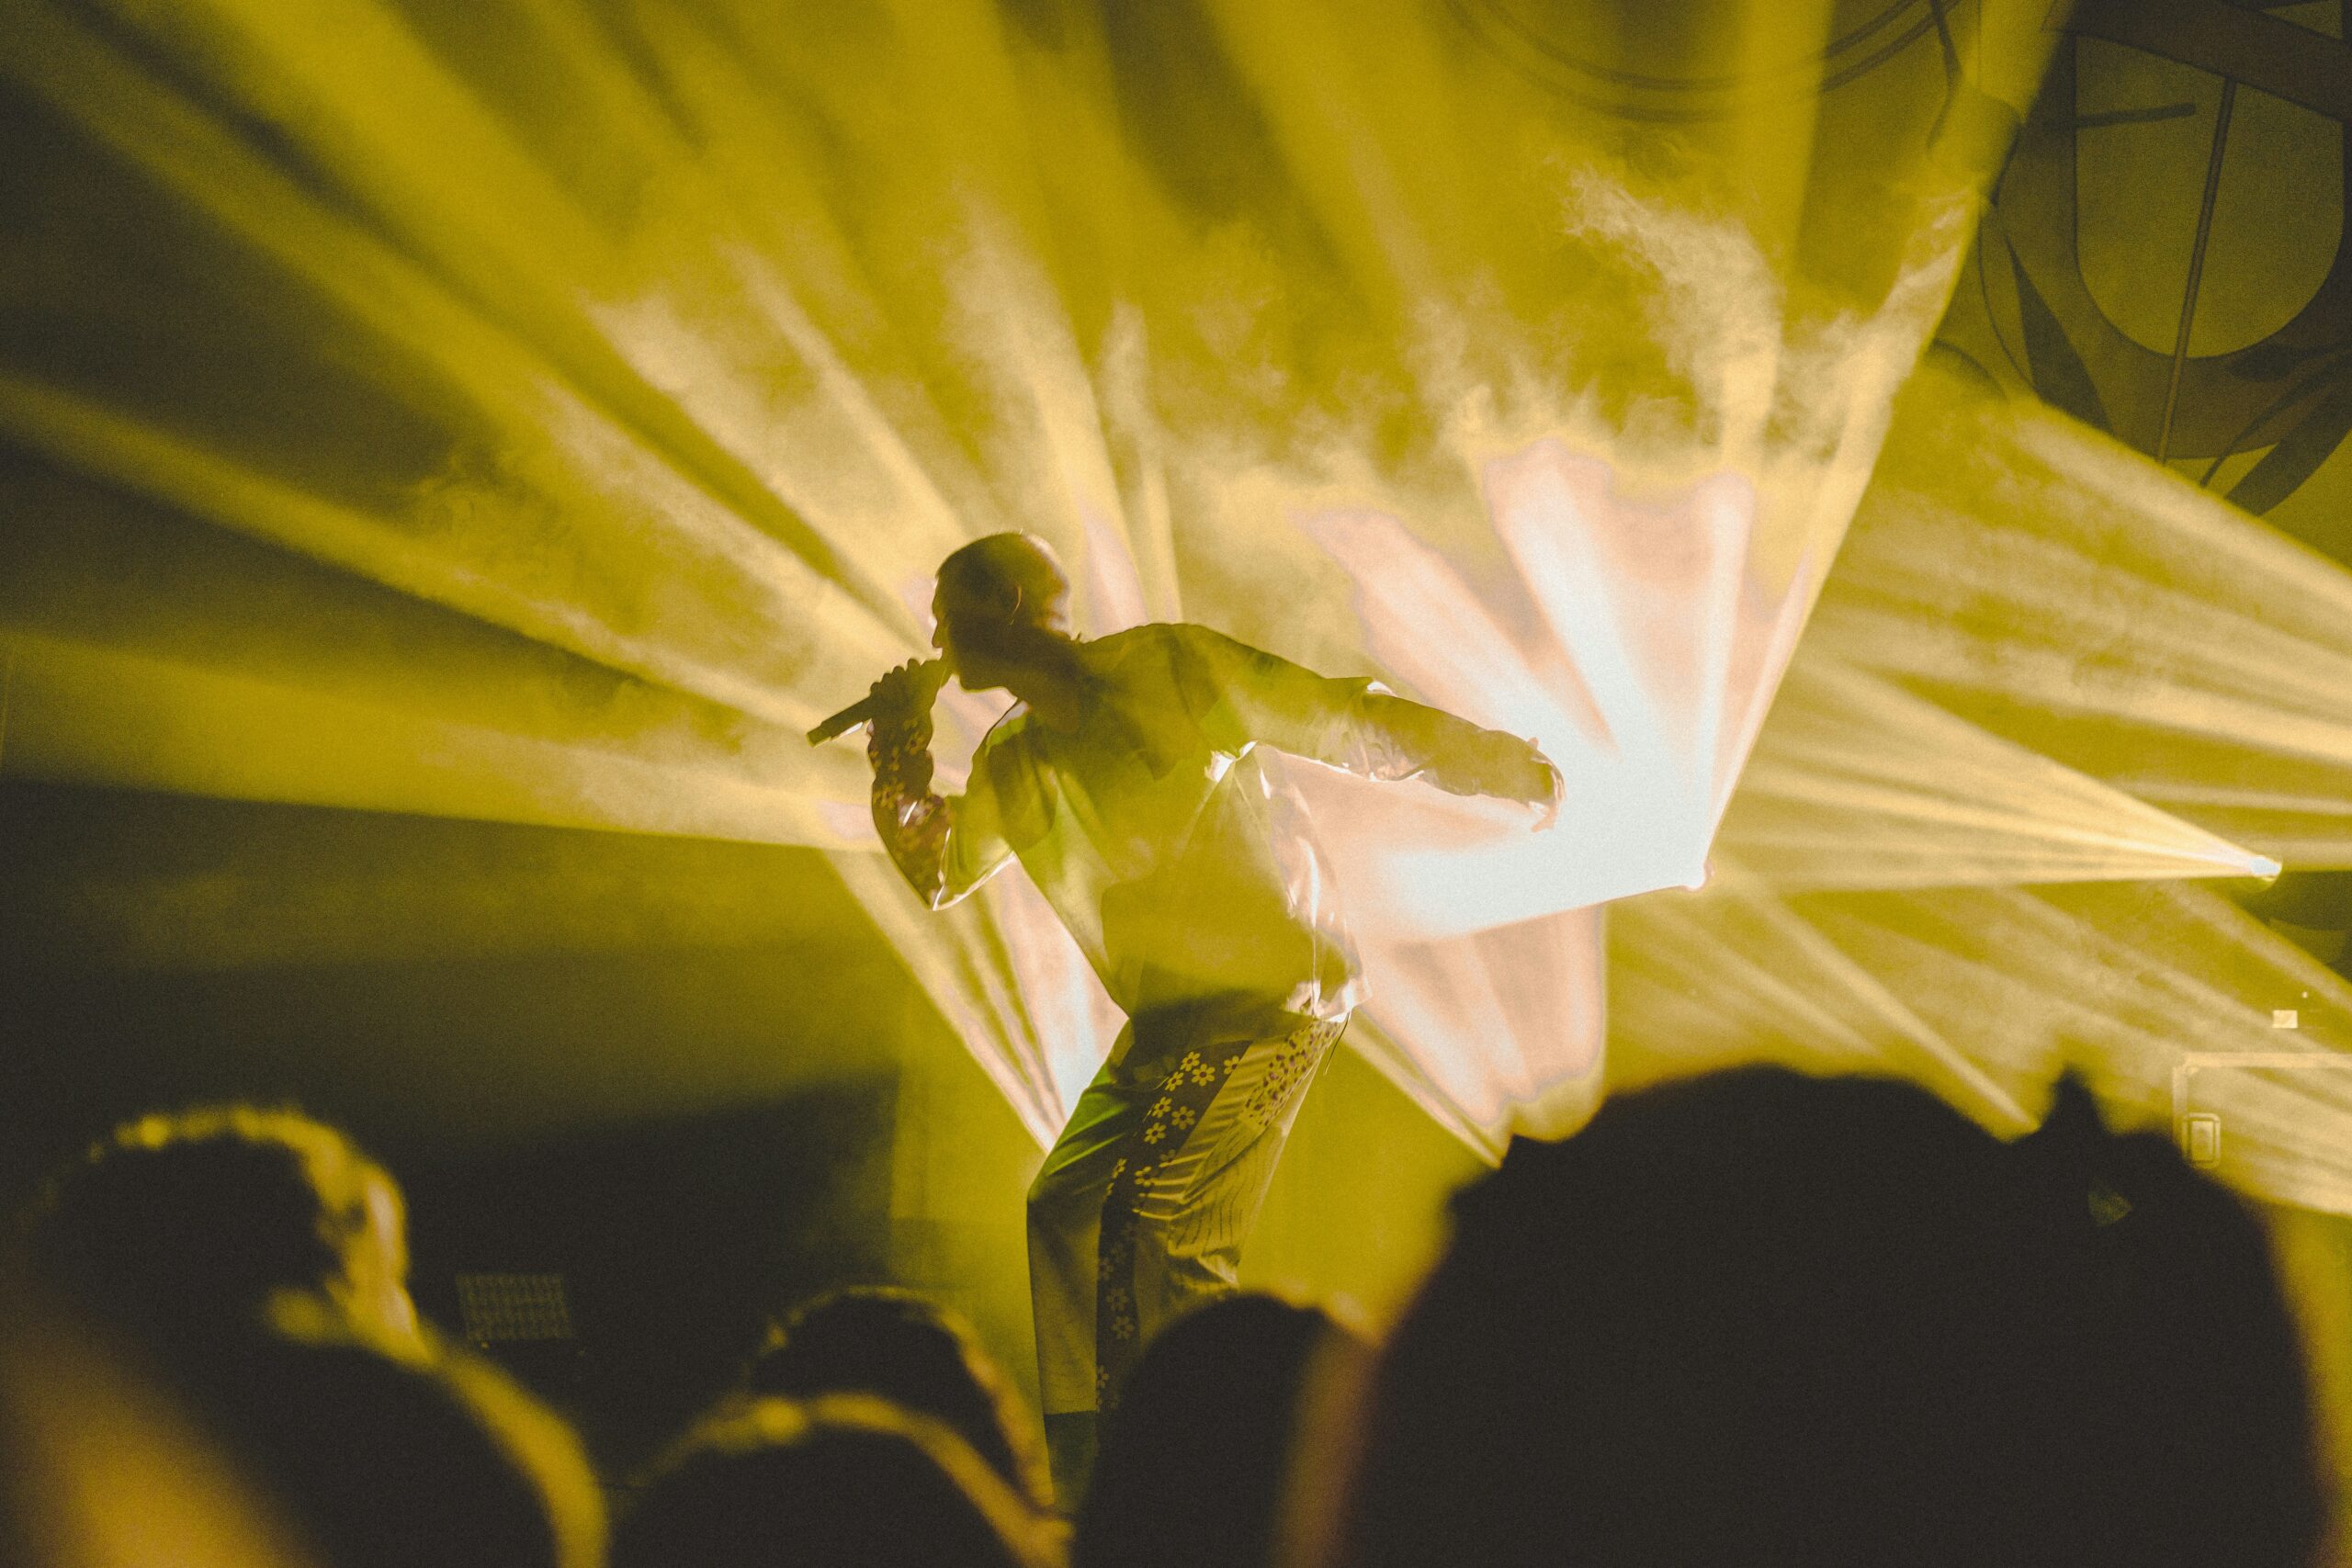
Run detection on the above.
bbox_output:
[854,533,1561,1497]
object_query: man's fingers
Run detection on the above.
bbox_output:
[1530,754,1564,832]
[872,659,932,709]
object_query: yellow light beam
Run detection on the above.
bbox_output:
[0,630,865,847]
[0,374,903,730]
[4,0,915,636]
[1723,655,2278,887]
[1814,358,2352,866]
[1614,878,2352,1213]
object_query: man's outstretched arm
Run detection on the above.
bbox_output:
[1185,629,1564,824]
[865,663,1012,908]
[1345,687,1564,822]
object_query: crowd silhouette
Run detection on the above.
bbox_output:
[2,1067,2330,1568]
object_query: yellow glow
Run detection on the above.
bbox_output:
[1814,357,2352,872]
[1723,657,2280,889]
[16,0,2352,1438]
[1616,878,2352,1214]
[0,0,2134,1159]
[2,629,865,844]
[0,1298,319,1568]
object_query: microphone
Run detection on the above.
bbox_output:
[806,658,952,746]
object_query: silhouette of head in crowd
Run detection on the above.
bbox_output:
[616,1393,1060,1568]
[13,1102,603,1568]
[1077,1292,1361,1568]
[19,1104,417,1354]
[746,1285,1051,1513]
[203,1326,606,1568]
[1320,1068,2323,1568]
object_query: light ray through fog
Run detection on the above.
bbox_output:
[27,0,2347,1189]
[0,2,921,713]
[1813,358,2352,871]
[0,0,2064,1150]
[1720,658,2278,889]
[1615,877,2352,1213]
[0,629,865,844]
[0,374,897,728]
[1616,869,2037,1134]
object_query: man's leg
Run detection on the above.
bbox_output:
[1026,1037,1144,1507]
[1026,1010,1344,1505]
[1097,1012,1347,1398]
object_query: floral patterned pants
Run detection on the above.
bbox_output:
[1026,1005,1347,1417]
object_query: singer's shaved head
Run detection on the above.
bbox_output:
[935,534,1070,632]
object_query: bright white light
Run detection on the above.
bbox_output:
[1303,448,1763,943]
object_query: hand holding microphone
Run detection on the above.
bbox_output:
[806,657,953,746]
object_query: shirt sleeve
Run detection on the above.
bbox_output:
[1174,626,1515,797]
[868,716,1016,911]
